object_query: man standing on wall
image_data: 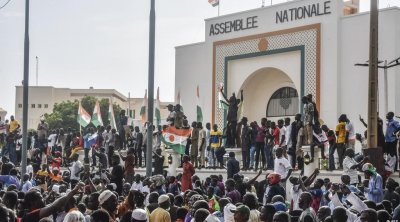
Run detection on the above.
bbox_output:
[345,116,356,150]
[210,124,223,169]
[37,116,48,157]
[190,121,199,168]
[197,122,206,169]
[220,87,243,148]
[336,115,347,169]
[302,96,314,146]
[385,112,400,172]
[119,110,128,149]
[5,115,19,164]
[240,117,252,171]
[307,94,319,126]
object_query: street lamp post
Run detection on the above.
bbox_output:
[146,0,156,177]
[21,0,30,176]
[355,58,400,116]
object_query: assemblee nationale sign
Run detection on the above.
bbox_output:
[276,1,331,24]
[209,16,258,36]
[208,1,331,36]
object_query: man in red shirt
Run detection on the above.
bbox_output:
[271,122,281,146]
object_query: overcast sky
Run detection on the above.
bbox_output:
[0,0,399,119]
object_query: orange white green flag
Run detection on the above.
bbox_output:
[140,90,147,124]
[155,87,161,126]
[161,126,192,154]
[208,0,219,7]
[196,85,203,123]
[77,102,91,127]
[177,90,183,112]
[108,102,117,129]
[91,100,103,127]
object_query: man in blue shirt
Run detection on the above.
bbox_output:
[0,168,20,189]
[385,112,400,171]
[362,163,383,203]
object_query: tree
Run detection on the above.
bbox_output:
[45,96,122,131]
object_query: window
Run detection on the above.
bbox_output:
[38,104,42,108]
[31,104,35,108]
[266,87,299,117]
[44,104,48,108]
[18,104,22,108]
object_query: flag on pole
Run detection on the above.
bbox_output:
[108,102,117,129]
[177,90,183,112]
[91,100,103,127]
[161,126,192,154]
[155,87,161,126]
[218,83,229,109]
[196,86,203,123]
[77,102,91,127]
[208,0,219,7]
[140,90,147,124]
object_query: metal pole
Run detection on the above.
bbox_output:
[383,60,388,116]
[35,56,38,86]
[146,0,155,177]
[128,92,131,118]
[21,0,30,176]
[367,0,378,149]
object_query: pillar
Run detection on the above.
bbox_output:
[165,149,180,176]
[302,145,320,177]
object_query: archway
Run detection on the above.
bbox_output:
[239,67,299,122]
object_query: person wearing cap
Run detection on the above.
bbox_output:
[98,190,119,221]
[231,205,250,222]
[362,163,383,203]
[131,208,148,222]
[150,194,171,222]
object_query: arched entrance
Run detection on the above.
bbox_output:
[239,67,299,122]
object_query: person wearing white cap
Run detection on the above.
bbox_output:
[63,210,85,222]
[149,194,171,222]
[362,163,383,203]
[132,208,148,222]
[98,190,118,221]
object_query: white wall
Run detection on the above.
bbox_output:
[175,43,212,124]
[340,7,400,133]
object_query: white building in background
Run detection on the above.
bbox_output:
[15,86,171,129]
[0,107,7,121]
[175,0,400,131]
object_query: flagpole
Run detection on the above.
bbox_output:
[218,0,220,16]
[146,0,156,177]
[21,0,30,176]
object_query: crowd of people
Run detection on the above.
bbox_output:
[0,96,399,221]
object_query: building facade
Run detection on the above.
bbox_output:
[15,86,171,129]
[175,0,400,131]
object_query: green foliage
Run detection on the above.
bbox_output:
[45,96,122,131]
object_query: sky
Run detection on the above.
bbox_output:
[0,0,399,119]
